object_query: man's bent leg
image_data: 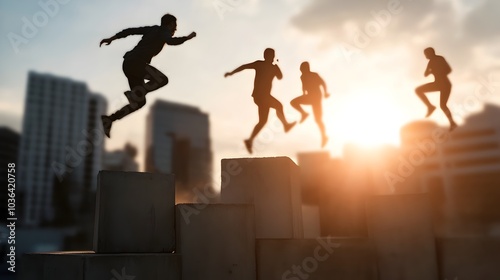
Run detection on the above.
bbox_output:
[110,96,146,122]
[416,82,439,117]
[245,105,270,154]
[143,64,169,93]
[439,83,457,130]
[312,101,328,147]
[291,95,311,123]
[269,96,296,132]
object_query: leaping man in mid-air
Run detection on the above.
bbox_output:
[99,14,196,138]
[224,48,297,154]
[290,62,330,147]
[415,47,457,131]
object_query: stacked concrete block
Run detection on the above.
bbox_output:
[176,204,255,280]
[176,204,256,280]
[20,171,179,280]
[367,194,439,280]
[20,251,181,280]
[93,171,176,253]
[257,238,377,280]
[221,157,303,238]
[436,237,500,280]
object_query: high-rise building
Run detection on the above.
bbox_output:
[146,100,212,201]
[399,104,500,236]
[0,127,20,222]
[17,71,107,226]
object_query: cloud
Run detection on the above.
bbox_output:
[289,0,500,71]
[463,0,500,42]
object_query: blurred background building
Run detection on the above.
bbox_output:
[146,100,213,202]
[298,103,500,238]
[103,143,139,172]
[17,71,107,226]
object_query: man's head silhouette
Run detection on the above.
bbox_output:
[264,48,275,62]
[161,14,177,35]
[424,47,435,59]
[300,62,310,73]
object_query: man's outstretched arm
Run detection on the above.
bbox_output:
[224,62,257,77]
[100,26,152,47]
[166,32,197,46]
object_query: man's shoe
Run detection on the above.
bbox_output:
[101,115,112,138]
[284,121,297,133]
[321,135,329,148]
[425,105,436,118]
[244,139,253,154]
[449,122,458,132]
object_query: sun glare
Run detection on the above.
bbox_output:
[327,94,404,149]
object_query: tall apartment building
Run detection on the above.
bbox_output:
[146,100,212,201]
[400,104,500,236]
[17,71,107,226]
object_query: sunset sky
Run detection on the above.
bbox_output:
[1,0,500,176]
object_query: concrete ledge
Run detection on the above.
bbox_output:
[436,237,500,280]
[176,204,256,280]
[19,251,180,280]
[221,157,303,238]
[368,194,439,280]
[257,238,377,280]
[93,171,175,253]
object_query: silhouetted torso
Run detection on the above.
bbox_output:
[301,72,323,98]
[252,60,280,97]
[428,55,451,82]
[116,25,172,63]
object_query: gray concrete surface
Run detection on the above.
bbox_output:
[367,194,439,280]
[19,251,180,280]
[176,204,256,280]
[257,238,377,280]
[93,171,175,253]
[221,157,303,238]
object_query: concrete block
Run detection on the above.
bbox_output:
[176,204,256,280]
[221,157,303,238]
[436,237,500,280]
[302,205,321,238]
[93,171,175,253]
[257,238,377,280]
[367,194,439,280]
[19,251,181,280]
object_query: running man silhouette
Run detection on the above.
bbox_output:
[224,48,296,154]
[415,47,457,131]
[291,62,330,147]
[99,14,196,138]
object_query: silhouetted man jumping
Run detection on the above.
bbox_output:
[291,62,330,147]
[415,47,457,131]
[224,48,296,154]
[99,14,196,137]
